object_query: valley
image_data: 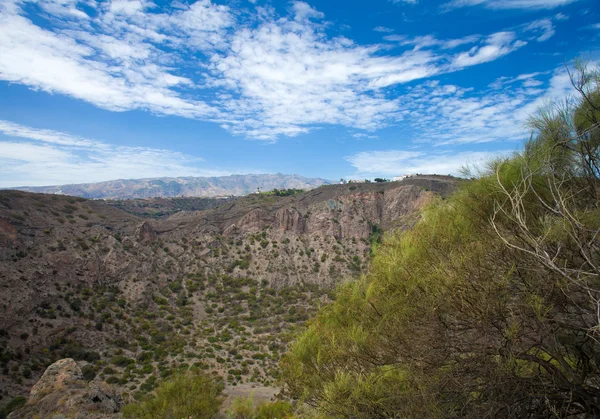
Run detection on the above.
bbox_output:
[0,176,456,416]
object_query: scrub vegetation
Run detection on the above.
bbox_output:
[282,61,600,418]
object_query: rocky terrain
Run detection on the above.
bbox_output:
[105,196,237,219]
[11,174,332,199]
[7,358,122,418]
[0,176,456,416]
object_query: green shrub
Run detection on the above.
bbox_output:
[111,355,135,367]
[121,373,223,419]
[282,62,600,418]
[1,396,26,417]
[82,364,97,381]
[226,396,293,418]
[168,281,182,293]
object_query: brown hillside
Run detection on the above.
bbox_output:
[0,176,456,414]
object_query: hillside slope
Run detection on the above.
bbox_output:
[0,176,456,414]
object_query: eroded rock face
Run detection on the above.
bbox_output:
[236,208,273,232]
[8,359,122,419]
[136,221,157,242]
[29,358,82,399]
[274,208,305,233]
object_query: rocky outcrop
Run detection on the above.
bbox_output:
[274,208,305,233]
[8,358,122,419]
[136,220,157,242]
[234,208,273,232]
[28,358,81,399]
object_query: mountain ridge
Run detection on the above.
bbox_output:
[7,173,333,200]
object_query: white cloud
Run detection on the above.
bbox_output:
[384,34,481,50]
[0,0,546,140]
[452,32,526,68]
[209,12,544,139]
[443,0,579,11]
[374,26,394,33]
[292,1,324,20]
[345,149,511,176]
[524,19,555,42]
[581,23,600,30]
[489,71,548,89]
[352,133,379,139]
[0,120,106,148]
[0,120,235,187]
[0,0,230,117]
[109,0,146,15]
[208,14,439,138]
[395,66,576,147]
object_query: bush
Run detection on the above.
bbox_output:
[168,281,182,293]
[1,396,26,417]
[111,355,135,367]
[282,62,600,418]
[121,373,223,419]
[226,396,293,418]
[82,364,97,381]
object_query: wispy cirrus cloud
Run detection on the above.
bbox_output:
[346,68,575,178]
[489,71,548,89]
[383,34,481,50]
[443,0,579,11]
[451,32,526,68]
[0,0,226,118]
[374,26,395,33]
[0,120,235,187]
[345,149,511,177]
[524,19,556,42]
[580,23,600,30]
[396,65,575,146]
[0,0,559,141]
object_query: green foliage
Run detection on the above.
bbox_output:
[122,373,223,419]
[282,62,600,418]
[53,340,100,362]
[259,188,304,197]
[0,396,26,418]
[111,355,135,367]
[226,395,293,418]
[367,222,383,246]
[168,280,182,293]
[152,295,168,306]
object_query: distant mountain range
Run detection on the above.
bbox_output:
[9,174,333,199]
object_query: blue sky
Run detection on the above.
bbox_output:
[0,0,599,187]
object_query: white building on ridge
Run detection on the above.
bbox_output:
[393,174,416,181]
